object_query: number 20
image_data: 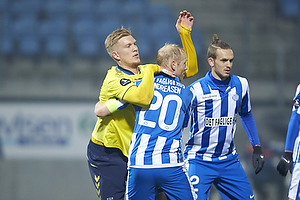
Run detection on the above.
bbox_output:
[138,90,182,131]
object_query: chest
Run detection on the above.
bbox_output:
[194,86,243,117]
[199,86,240,103]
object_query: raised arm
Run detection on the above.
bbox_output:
[176,10,198,78]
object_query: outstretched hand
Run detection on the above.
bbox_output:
[176,10,194,32]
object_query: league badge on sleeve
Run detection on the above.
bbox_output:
[120,78,131,86]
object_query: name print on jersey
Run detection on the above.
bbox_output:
[154,77,185,94]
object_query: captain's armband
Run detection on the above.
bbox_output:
[106,99,128,113]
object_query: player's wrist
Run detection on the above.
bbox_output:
[283,151,293,161]
[253,145,262,154]
[180,23,192,33]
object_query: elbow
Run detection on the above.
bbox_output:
[94,108,103,117]
[94,102,106,117]
[136,99,152,107]
[135,95,153,107]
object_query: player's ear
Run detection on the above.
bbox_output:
[208,57,214,67]
[112,51,120,61]
[171,60,176,71]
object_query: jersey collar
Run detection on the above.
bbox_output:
[156,72,180,82]
[206,71,232,92]
[116,65,140,75]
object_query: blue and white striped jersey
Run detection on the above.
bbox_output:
[184,71,260,162]
[128,74,193,168]
[292,84,300,116]
[284,84,300,162]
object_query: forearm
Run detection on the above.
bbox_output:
[95,99,129,117]
[285,111,300,151]
[179,24,198,78]
[122,64,160,107]
[240,112,260,146]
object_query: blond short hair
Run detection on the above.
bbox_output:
[156,43,185,67]
[104,28,131,56]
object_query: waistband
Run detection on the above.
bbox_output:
[91,136,104,146]
[88,138,127,160]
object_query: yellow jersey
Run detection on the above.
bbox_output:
[92,65,158,157]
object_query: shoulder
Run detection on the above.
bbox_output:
[107,66,124,77]
[106,66,141,83]
[294,84,300,100]
[105,66,124,80]
[187,78,205,98]
[232,74,248,82]
[296,84,300,95]
[103,68,138,90]
[106,66,117,73]
[188,76,209,92]
[231,75,249,88]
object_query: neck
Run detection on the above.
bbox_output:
[211,71,228,81]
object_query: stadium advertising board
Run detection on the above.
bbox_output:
[0,102,96,159]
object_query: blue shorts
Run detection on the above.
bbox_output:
[87,140,128,200]
[187,154,254,200]
[128,165,196,200]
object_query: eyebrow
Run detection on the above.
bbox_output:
[220,58,234,62]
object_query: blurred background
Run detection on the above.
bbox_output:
[0,0,299,199]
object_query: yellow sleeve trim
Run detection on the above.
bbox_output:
[180,24,192,34]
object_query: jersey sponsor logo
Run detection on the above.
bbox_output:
[201,94,218,100]
[294,99,300,109]
[120,78,131,86]
[205,116,235,127]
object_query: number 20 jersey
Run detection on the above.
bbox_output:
[128,74,193,168]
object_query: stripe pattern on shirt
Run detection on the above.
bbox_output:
[185,73,250,161]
